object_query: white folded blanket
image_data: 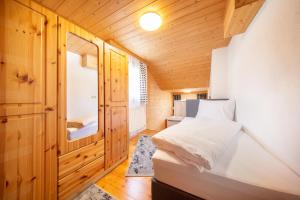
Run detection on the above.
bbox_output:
[152,118,242,171]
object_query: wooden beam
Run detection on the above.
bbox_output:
[224,0,265,38]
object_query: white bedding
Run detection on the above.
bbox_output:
[153,132,300,200]
[152,118,242,170]
[67,122,98,140]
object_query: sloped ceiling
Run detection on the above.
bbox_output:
[36,0,230,90]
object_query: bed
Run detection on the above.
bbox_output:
[152,99,300,200]
[152,132,300,200]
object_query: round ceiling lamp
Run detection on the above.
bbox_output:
[139,12,162,31]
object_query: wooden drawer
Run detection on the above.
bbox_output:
[58,156,105,200]
[58,140,104,179]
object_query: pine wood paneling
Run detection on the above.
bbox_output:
[58,140,104,179]
[110,107,128,163]
[57,17,106,200]
[35,0,231,90]
[0,1,51,199]
[0,1,45,106]
[146,72,173,131]
[0,115,44,200]
[58,157,105,200]
[224,0,265,38]
[104,44,129,169]
[57,17,104,156]
[67,33,98,56]
[27,3,59,199]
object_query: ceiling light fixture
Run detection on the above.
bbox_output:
[139,12,162,31]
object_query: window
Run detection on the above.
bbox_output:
[197,93,208,99]
[173,94,181,101]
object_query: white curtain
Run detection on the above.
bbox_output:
[128,56,141,108]
[128,56,148,137]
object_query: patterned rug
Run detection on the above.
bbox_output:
[126,135,156,176]
[74,184,116,200]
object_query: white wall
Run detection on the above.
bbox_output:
[129,104,146,137]
[67,51,98,120]
[210,47,228,99]
[211,0,300,174]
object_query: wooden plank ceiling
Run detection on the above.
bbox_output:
[36,0,230,90]
[67,33,98,56]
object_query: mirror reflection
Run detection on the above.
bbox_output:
[66,32,98,141]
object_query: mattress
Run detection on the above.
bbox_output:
[153,132,300,200]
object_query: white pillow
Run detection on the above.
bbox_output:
[195,100,235,120]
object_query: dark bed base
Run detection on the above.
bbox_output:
[151,178,205,200]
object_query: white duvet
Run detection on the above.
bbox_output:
[152,118,242,171]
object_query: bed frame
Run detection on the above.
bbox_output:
[152,178,205,200]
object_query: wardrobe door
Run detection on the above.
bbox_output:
[104,44,129,168]
[57,18,105,200]
[0,0,47,199]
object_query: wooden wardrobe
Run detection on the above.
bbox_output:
[57,17,106,200]
[104,44,129,169]
[0,1,129,199]
[0,0,57,199]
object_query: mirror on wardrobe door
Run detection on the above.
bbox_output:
[66,32,98,141]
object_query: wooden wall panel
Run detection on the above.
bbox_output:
[146,72,173,131]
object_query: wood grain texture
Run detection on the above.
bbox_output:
[97,130,157,200]
[57,17,106,200]
[28,2,59,199]
[67,32,98,56]
[0,0,57,199]
[57,17,105,156]
[0,1,48,199]
[224,0,265,38]
[104,43,129,169]
[58,156,105,200]
[0,115,44,200]
[58,140,104,179]
[146,72,173,131]
[34,0,231,90]
[8,1,59,199]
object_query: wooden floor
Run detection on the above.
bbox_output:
[96,130,157,200]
